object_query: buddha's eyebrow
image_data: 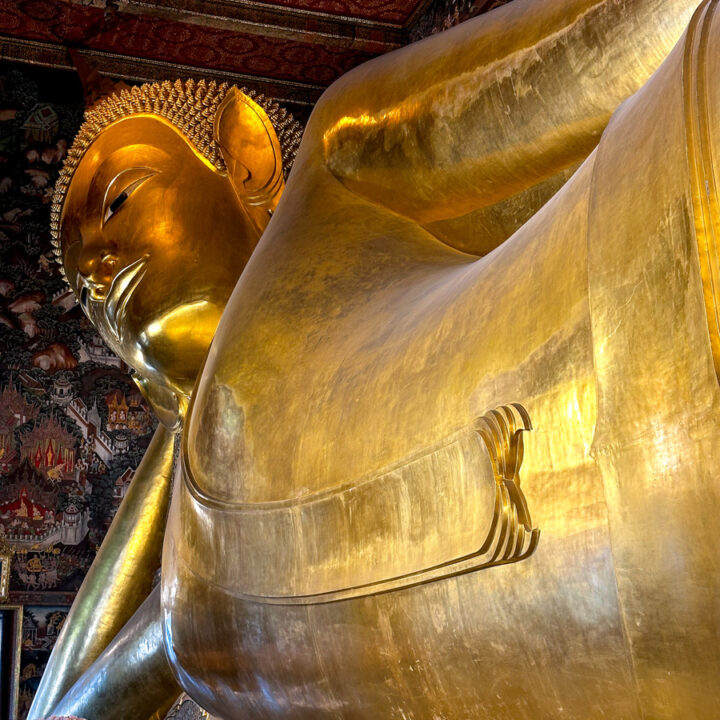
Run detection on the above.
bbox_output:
[101,166,157,226]
[93,142,171,205]
[103,166,154,200]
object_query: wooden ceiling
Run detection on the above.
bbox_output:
[0,0,505,114]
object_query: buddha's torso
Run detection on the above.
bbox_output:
[161,10,720,718]
[163,157,624,719]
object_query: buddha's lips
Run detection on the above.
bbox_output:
[104,255,149,340]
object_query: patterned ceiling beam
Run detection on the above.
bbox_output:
[0,0,510,118]
[237,0,434,27]
[0,2,378,87]
[169,0,434,26]
[0,35,323,110]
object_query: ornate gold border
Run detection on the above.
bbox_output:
[0,556,10,603]
[684,0,720,381]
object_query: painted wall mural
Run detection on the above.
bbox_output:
[0,62,157,717]
[19,606,70,719]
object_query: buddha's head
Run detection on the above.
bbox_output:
[52,79,301,399]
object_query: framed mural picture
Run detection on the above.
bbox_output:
[0,605,23,720]
[17,605,70,719]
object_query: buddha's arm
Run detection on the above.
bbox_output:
[28,423,177,720]
[50,586,180,720]
[315,0,699,244]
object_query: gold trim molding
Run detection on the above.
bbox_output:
[684,0,720,380]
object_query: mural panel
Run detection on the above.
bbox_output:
[18,606,69,720]
[0,62,157,715]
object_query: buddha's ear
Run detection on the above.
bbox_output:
[214,87,284,212]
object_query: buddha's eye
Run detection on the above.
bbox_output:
[108,191,128,216]
[103,172,155,226]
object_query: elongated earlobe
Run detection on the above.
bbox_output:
[214,87,285,232]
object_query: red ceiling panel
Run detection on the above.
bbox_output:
[246,0,426,24]
[0,1,376,86]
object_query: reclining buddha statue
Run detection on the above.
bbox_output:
[29,0,720,718]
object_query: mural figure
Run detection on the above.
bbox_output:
[26,0,720,718]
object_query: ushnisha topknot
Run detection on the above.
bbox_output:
[50,77,303,269]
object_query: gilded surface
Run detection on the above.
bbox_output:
[29,0,720,718]
[181,403,537,604]
[51,588,178,720]
[29,81,302,720]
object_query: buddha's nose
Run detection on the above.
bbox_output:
[78,241,119,296]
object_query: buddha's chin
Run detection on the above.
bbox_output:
[108,338,205,400]
[140,346,207,399]
[88,295,220,397]
[130,302,222,397]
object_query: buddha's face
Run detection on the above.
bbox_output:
[62,116,259,396]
